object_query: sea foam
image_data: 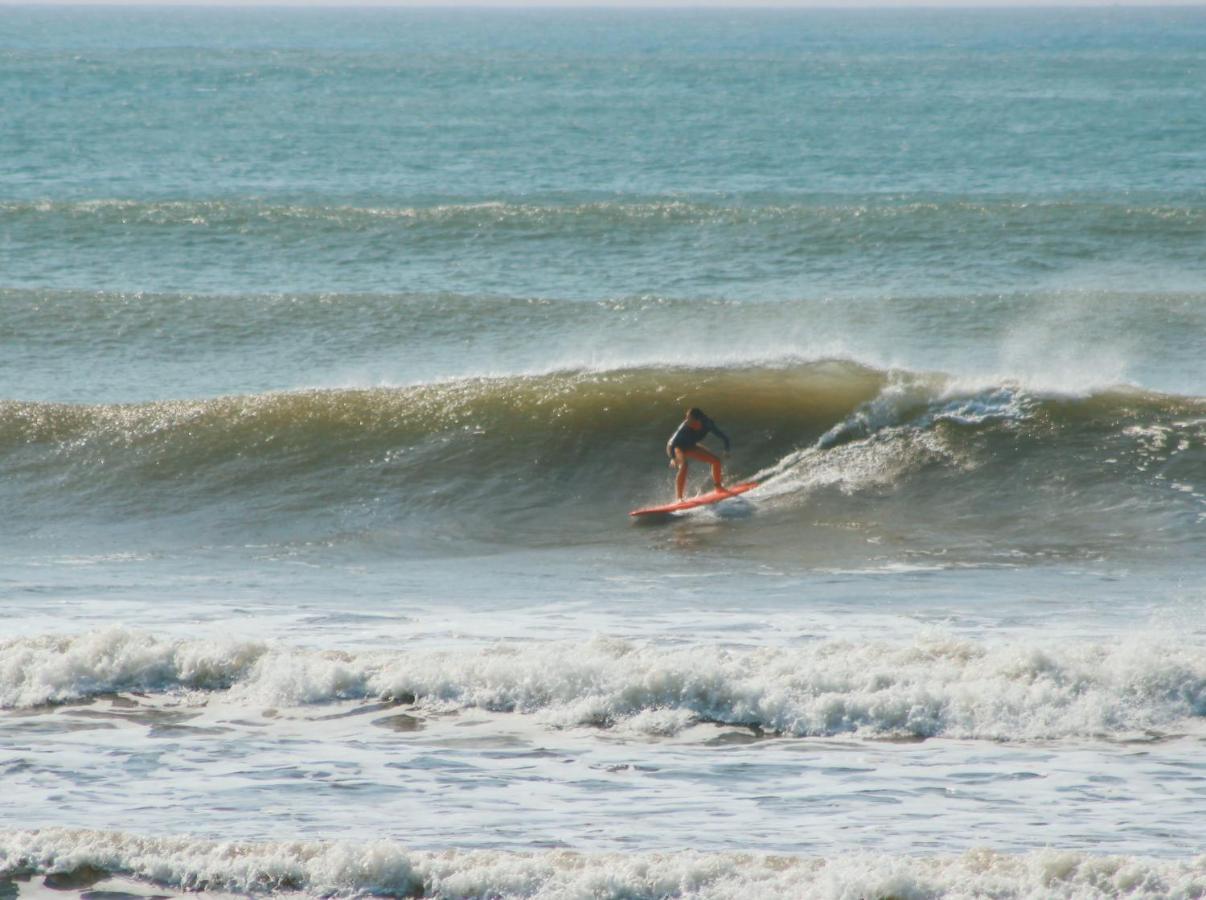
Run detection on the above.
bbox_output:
[2,829,1204,899]
[3,629,1203,742]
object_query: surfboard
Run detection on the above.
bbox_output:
[629,481,759,517]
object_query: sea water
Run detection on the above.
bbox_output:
[1,7,1205,898]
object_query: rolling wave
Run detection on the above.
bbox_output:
[3,628,1204,741]
[7,193,1205,298]
[1,361,1202,555]
[3,828,1204,899]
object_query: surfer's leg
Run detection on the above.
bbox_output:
[674,449,688,499]
[684,447,723,490]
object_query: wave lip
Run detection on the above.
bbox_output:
[3,829,1205,899]
[5,629,1205,742]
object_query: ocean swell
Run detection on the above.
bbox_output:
[5,195,1204,236]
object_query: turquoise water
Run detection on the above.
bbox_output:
[5,8,1206,303]
[2,9,1205,899]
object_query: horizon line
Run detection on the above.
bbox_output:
[5,0,1206,8]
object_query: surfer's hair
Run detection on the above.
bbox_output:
[687,407,705,421]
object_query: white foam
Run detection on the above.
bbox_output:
[4,629,1203,742]
[751,373,1059,507]
[0,628,265,709]
[1,829,1204,899]
[814,371,1040,449]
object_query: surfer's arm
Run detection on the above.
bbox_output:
[666,421,688,457]
[708,421,731,452]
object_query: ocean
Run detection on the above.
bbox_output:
[1,6,1205,898]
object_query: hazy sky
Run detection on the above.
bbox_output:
[9,0,1206,6]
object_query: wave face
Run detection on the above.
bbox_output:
[2,361,1202,560]
[4,628,1203,742]
[2,829,1205,899]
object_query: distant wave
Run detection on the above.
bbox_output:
[2,828,1205,898]
[4,628,1204,742]
[4,195,1204,236]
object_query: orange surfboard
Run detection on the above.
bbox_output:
[629,481,759,517]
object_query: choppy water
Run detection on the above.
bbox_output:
[2,8,1205,899]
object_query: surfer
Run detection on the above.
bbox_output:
[667,407,730,500]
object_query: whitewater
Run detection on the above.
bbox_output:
[2,7,1205,899]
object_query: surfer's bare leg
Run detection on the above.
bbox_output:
[673,448,689,500]
[683,447,724,491]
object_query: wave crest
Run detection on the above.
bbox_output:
[5,629,1204,742]
[2,829,1205,899]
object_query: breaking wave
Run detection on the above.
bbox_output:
[4,628,1204,742]
[2,829,1204,899]
[1,360,1202,557]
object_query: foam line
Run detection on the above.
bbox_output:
[4,629,1204,742]
[2,829,1205,899]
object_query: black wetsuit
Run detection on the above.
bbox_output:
[667,415,731,456]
